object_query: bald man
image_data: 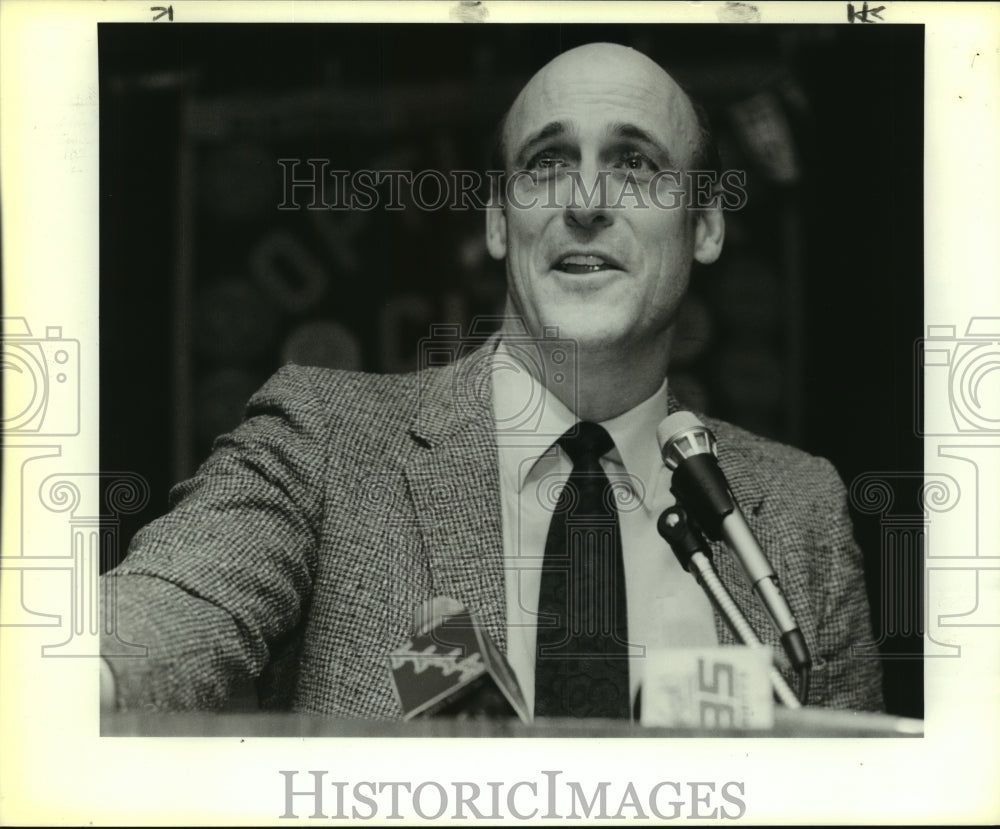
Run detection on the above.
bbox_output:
[101,43,883,718]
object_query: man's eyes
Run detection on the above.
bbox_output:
[616,151,659,174]
[522,148,659,174]
[525,149,570,171]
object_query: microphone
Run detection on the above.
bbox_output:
[657,505,802,708]
[656,411,812,674]
[387,598,529,722]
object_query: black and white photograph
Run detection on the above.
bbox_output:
[1,2,998,825]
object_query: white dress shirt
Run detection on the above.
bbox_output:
[491,341,718,716]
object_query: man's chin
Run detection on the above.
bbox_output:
[500,301,633,353]
[535,317,631,353]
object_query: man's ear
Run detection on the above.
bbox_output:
[693,206,725,265]
[485,203,507,261]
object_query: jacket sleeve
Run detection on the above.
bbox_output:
[808,458,885,712]
[100,365,328,711]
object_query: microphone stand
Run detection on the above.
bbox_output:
[656,413,812,680]
[657,506,803,709]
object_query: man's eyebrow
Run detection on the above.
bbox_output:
[511,121,568,167]
[509,120,682,169]
[610,122,680,168]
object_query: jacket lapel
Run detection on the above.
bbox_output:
[403,340,508,652]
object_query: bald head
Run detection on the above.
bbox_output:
[483,42,726,419]
[494,43,714,175]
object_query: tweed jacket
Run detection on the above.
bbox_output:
[102,345,883,716]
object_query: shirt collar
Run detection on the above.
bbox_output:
[491,340,670,512]
[600,376,670,511]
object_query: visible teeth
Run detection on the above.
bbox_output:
[557,255,618,274]
[561,254,607,267]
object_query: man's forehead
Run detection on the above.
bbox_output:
[504,44,698,157]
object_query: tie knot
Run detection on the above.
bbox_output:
[558,421,614,468]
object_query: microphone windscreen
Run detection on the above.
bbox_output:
[656,411,707,450]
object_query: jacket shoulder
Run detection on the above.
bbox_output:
[258,362,422,426]
[701,413,844,495]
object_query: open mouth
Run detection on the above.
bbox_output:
[553,254,623,275]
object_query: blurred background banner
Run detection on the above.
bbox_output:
[99,23,923,716]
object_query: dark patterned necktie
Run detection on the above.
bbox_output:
[534,421,630,719]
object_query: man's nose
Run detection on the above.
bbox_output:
[563,168,615,230]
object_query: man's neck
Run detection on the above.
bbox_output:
[566,348,668,422]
